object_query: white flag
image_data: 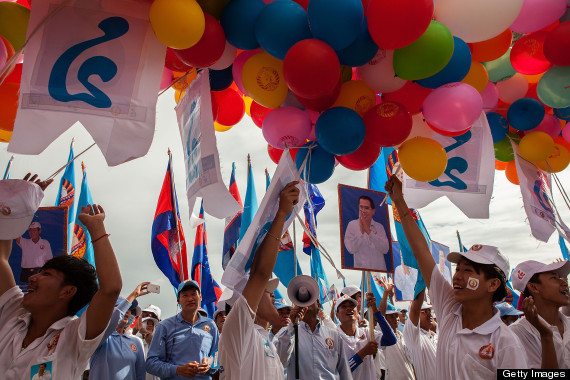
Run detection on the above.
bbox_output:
[8,0,165,166]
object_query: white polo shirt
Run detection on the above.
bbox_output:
[430,266,528,379]
[0,286,107,380]
[403,318,437,380]
[337,324,383,380]
[219,293,284,379]
[510,312,570,368]
[18,238,53,268]
[383,329,415,380]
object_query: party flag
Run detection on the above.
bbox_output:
[55,140,76,252]
[70,162,95,266]
[222,163,243,269]
[560,234,569,261]
[303,184,325,255]
[310,245,330,305]
[239,155,258,241]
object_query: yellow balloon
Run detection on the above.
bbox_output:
[518,131,554,163]
[535,144,570,173]
[214,121,233,132]
[172,70,197,91]
[243,95,253,117]
[149,0,205,49]
[523,72,545,84]
[241,52,288,109]
[461,61,489,93]
[174,88,186,104]
[0,129,11,143]
[331,80,376,117]
[398,137,447,182]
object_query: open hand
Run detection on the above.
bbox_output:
[523,296,552,338]
[23,173,53,191]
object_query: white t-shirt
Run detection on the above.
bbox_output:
[430,266,528,379]
[219,293,284,380]
[403,318,437,380]
[337,324,383,380]
[18,238,53,268]
[0,286,107,380]
[394,265,418,301]
[510,312,570,369]
[31,370,51,380]
[344,219,389,271]
[383,329,415,380]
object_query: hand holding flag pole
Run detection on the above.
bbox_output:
[379,164,402,207]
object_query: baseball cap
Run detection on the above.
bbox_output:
[447,244,510,278]
[420,302,432,310]
[177,279,201,294]
[385,304,400,315]
[495,302,524,317]
[336,295,358,313]
[0,179,44,240]
[197,307,208,317]
[340,285,361,298]
[274,298,292,311]
[29,222,41,229]
[115,297,141,317]
[143,305,162,320]
[510,260,570,293]
[142,317,159,329]
[213,301,227,319]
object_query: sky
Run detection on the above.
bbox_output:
[1,90,569,319]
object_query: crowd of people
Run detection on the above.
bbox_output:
[1,174,569,380]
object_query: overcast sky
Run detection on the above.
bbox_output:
[1,90,569,318]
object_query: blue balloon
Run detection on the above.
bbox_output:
[416,37,471,89]
[336,18,378,67]
[486,112,509,143]
[554,106,570,121]
[209,65,234,91]
[316,107,365,155]
[255,0,312,60]
[295,142,336,184]
[507,98,545,131]
[221,0,265,50]
[308,0,363,51]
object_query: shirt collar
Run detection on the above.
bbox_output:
[176,312,207,326]
[17,311,74,332]
[454,305,503,335]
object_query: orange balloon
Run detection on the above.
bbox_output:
[172,70,197,91]
[461,61,489,93]
[174,88,186,104]
[469,29,513,63]
[0,82,20,132]
[523,72,545,84]
[0,129,11,142]
[331,80,376,116]
[495,160,508,170]
[505,160,519,185]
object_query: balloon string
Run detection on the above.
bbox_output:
[159,68,200,97]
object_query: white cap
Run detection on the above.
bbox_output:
[0,179,44,240]
[213,301,227,319]
[143,305,162,320]
[336,295,358,313]
[420,302,432,310]
[142,317,158,328]
[511,260,570,293]
[197,307,208,317]
[447,244,509,279]
[29,221,41,229]
[340,285,361,298]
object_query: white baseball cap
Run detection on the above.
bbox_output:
[447,244,510,278]
[142,317,159,329]
[336,295,358,313]
[0,179,44,240]
[213,301,227,319]
[420,302,432,310]
[340,285,361,298]
[143,305,162,320]
[511,260,570,293]
[29,222,41,229]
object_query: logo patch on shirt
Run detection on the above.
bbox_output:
[47,333,60,352]
[325,338,334,350]
[478,344,495,360]
[131,343,137,352]
[204,325,210,333]
[359,334,366,340]
[262,338,275,358]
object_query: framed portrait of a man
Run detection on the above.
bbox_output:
[431,241,452,284]
[392,241,419,301]
[339,185,393,273]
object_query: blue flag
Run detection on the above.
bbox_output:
[367,272,395,310]
[222,163,243,269]
[310,246,330,305]
[303,184,325,255]
[2,156,13,180]
[560,235,569,261]
[70,163,95,266]
[55,141,76,252]
[369,148,398,205]
[239,159,258,241]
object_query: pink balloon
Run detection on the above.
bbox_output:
[527,114,563,139]
[357,49,406,93]
[563,123,570,143]
[422,82,483,134]
[262,107,312,149]
[159,67,174,92]
[510,0,567,34]
[497,73,528,104]
[209,42,237,70]
[0,37,7,69]
[232,50,260,95]
[481,81,499,112]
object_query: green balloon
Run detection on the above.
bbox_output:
[0,2,29,51]
[482,49,516,82]
[494,137,514,162]
[537,66,570,109]
[393,21,454,81]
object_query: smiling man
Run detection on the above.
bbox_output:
[16,222,53,283]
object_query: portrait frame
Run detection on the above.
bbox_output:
[392,241,420,302]
[431,241,452,285]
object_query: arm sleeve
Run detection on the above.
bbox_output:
[0,286,25,323]
[208,325,220,374]
[218,294,255,367]
[145,323,178,378]
[429,265,456,326]
[348,353,363,373]
[273,324,294,367]
[135,339,146,380]
[344,220,364,254]
[99,299,130,345]
[374,311,396,347]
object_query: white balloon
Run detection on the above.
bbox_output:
[209,42,237,70]
[357,49,406,94]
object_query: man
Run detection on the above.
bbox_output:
[16,222,53,283]
[213,301,226,334]
[270,299,292,341]
[146,279,219,380]
[510,260,570,368]
[394,257,418,301]
[334,285,367,326]
[142,305,161,321]
[274,299,352,379]
[397,308,407,333]
[436,249,451,284]
[344,195,390,271]
[494,302,523,326]
[0,174,122,380]
[218,181,299,379]
[31,363,51,380]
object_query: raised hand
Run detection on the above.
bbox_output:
[384,175,404,202]
[358,340,379,358]
[523,296,552,338]
[277,181,300,217]
[23,173,53,191]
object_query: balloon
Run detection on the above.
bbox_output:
[519,131,555,162]
[0,82,19,132]
[232,50,260,94]
[213,88,245,126]
[510,31,552,75]
[267,145,299,164]
[523,72,545,84]
[495,160,509,170]
[357,49,406,93]
[243,95,253,117]
[209,65,234,91]
[486,112,510,143]
[209,42,237,70]
[537,66,570,108]
[335,139,382,170]
[554,106,570,121]
[0,2,29,50]
[307,0,363,51]
[482,49,516,82]
[563,123,570,142]
[417,37,471,89]
[505,160,519,185]
[497,73,528,104]
[159,67,174,92]
[214,121,234,132]
[427,122,471,137]
[0,130,11,143]
[510,0,566,34]
[336,19,379,67]
[543,21,570,66]
[283,39,341,99]
[174,14,226,68]
[364,102,413,147]
[242,52,288,108]
[367,0,433,50]
[434,0,523,43]
[220,0,265,49]
[196,0,231,19]
[295,142,336,184]
[149,0,205,49]
[340,65,354,83]
[535,143,570,172]
[528,114,563,139]
[460,61,489,93]
[331,80,376,116]
[507,97,545,131]
[393,21,454,80]
[398,137,447,182]
[0,36,7,69]
[468,29,513,62]
[165,48,192,72]
[262,107,312,149]
[494,136,515,162]
[481,81,499,111]
[422,82,483,135]
[294,80,342,112]
[292,0,310,10]
[171,70,197,91]
[255,0,311,60]
[382,81,432,115]
[555,136,570,152]
[315,107,366,155]
[250,101,273,128]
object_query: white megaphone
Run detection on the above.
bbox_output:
[287,275,319,307]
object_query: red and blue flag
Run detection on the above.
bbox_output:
[222,163,243,269]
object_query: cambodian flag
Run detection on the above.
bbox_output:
[55,140,76,252]
[222,163,243,270]
[151,158,188,289]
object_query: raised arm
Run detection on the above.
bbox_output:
[408,288,425,327]
[242,181,299,313]
[385,176,435,288]
[379,280,393,315]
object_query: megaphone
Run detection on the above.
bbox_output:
[287,275,319,307]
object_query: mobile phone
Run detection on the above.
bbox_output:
[148,284,160,294]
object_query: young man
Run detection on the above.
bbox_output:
[510,260,570,368]
[384,176,527,378]
[270,299,292,341]
[213,301,226,334]
[218,181,300,379]
[146,279,219,380]
[0,175,122,380]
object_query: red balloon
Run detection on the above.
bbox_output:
[0,82,20,132]
[211,92,219,121]
[4,62,21,84]
[250,101,273,128]
[291,0,309,10]
[267,145,299,164]
[335,139,381,170]
[382,81,432,115]
[165,48,192,72]
[174,13,226,68]
[363,102,412,147]
[283,39,341,100]
[213,88,245,126]
[544,21,570,66]
[510,31,552,75]
[295,79,341,112]
[427,122,470,137]
[367,0,433,50]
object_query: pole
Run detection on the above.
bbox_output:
[294,317,300,379]
[46,142,96,181]
[366,272,374,341]
[2,155,14,180]
[168,149,185,282]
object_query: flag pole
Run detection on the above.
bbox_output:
[366,272,374,341]
[2,155,14,180]
[168,149,186,283]
[46,142,95,181]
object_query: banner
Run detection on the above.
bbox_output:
[8,0,165,166]
[402,112,495,218]
[175,69,241,220]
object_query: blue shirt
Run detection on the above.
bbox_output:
[146,313,219,380]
